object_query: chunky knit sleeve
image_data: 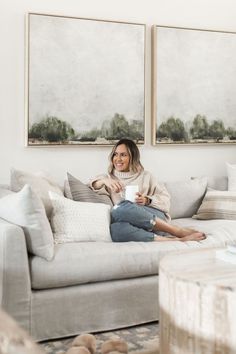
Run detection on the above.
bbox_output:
[142,171,171,218]
[88,174,111,196]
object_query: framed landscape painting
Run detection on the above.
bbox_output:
[152,25,236,145]
[26,13,146,146]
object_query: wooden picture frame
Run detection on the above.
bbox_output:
[152,25,236,145]
[26,13,146,146]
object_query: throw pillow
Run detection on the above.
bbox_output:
[226,162,236,191]
[49,192,112,243]
[64,180,73,199]
[67,172,113,206]
[0,185,54,260]
[193,189,236,220]
[165,176,207,219]
[10,168,63,218]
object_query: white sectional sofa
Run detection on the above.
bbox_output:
[0,173,236,342]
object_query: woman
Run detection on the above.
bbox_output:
[91,139,206,242]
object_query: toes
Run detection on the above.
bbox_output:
[195,233,207,241]
[181,232,206,242]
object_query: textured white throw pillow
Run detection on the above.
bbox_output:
[10,168,63,218]
[49,192,112,243]
[0,185,54,260]
[226,162,236,191]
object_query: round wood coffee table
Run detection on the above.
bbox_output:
[159,247,236,354]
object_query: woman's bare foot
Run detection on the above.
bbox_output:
[154,232,206,242]
[180,232,206,241]
[153,219,203,238]
[173,226,199,238]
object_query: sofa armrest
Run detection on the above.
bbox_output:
[0,218,31,333]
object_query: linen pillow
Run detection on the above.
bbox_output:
[0,185,54,260]
[49,192,112,243]
[10,168,63,217]
[165,176,207,219]
[226,162,236,191]
[193,189,236,220]
[67,172,113,206]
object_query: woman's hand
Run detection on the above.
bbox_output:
[135,193,150,206]
[94,177,124,193]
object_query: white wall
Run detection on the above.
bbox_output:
[1,0,236,184]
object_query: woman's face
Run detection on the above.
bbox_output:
[112,144,130,172]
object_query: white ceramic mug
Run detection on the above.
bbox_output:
[125,185,139,202]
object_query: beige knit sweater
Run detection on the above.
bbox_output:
[90,170,171,219]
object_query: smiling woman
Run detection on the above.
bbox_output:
[112,146,130,173]
[90,139,206,243]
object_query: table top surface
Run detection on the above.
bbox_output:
[160,247,236,289]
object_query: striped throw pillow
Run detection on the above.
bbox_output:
[193,189,236,220]
[67,173,113,206]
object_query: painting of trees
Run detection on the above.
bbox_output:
[156,114,236,144]
[190,115,209,140]
[28,113,144,144]
[26,14,145,146]
[29,117,75,143]
[152,25,236,144]
[157,117,188,142]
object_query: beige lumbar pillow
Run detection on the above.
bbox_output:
[193,189,236,220]
[0,184,54,260]
[10,168,63,218]
[49,192,112,243]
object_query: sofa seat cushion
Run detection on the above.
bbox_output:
[30,218,236,290]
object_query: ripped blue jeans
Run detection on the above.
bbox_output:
[110,200,167,242]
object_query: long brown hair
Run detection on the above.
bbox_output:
[108,139,144,174]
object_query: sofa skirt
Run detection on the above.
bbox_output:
[31,275,159,341]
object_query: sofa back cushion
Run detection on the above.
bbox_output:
[207,176,228,191]
[0,187,13,199]
[10,168,63,218]
[165,176,208,219]
[226,163,236,191]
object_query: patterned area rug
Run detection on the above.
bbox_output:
[40,322,159,354]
